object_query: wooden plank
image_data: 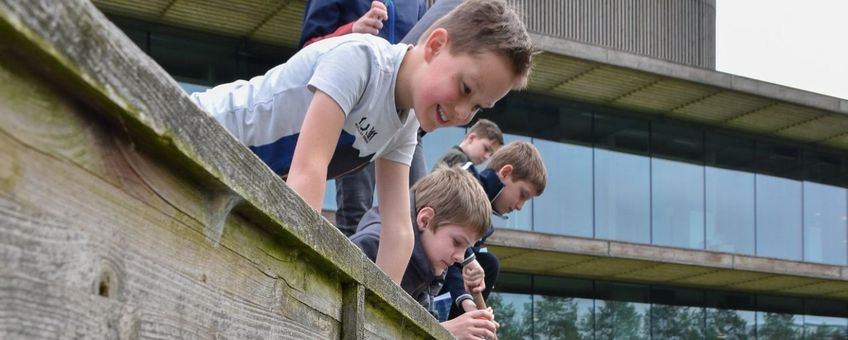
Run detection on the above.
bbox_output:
[0,0,452,337]
[342,283,365,340]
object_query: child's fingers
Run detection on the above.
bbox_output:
[367,2,388,21]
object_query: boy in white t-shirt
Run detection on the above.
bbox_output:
[191,0,535,284]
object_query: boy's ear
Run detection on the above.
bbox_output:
[466,132,477,142]
[416,207,435,231]
[423,28,449,62]
[497,164,514,179]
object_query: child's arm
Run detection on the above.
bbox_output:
[287,90,346,211]
[374,158,415,284]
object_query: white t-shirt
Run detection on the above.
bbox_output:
[190,34,419,178]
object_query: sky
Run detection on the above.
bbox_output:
[716,0,848,100]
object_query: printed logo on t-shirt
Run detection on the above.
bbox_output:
[355,117,378,143]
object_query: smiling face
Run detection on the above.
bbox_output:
[416,207,479,275]
[412,29,517,132]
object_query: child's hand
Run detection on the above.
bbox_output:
[353,1,388,35]
[463,259,485,293]
[442,308,499,340]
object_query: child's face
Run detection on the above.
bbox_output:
[493,175,538,215]
[463,135,499,165]
[413,30,517,132]
[417,208,478,275]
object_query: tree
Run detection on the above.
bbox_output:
[524,296,587,340]
[705,309,752,340]
[651,305,704,339]
[488,293,527,340]
[758,313,802,340]
[593,301,647,340]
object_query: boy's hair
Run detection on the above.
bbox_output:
[487,141,547,195]
[412,166,491,237]
[419,0,537,88]
[467,119,504,146]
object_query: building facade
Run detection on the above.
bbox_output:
[92,0,848,338]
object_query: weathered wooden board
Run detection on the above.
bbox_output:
[0,0,452,338]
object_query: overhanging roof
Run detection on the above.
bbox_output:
[92,0,848,150]
[488,229,848,301]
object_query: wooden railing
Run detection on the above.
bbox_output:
[0,0,451,338]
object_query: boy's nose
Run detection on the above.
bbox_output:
[455,104,476,123]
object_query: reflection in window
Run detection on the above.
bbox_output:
[757,312,803,340]
[803,182,847,265]
[706,167,755,255]
[595,149,650,243]
[705,308,756,339]
[594,301,650,339]
[803,315,847,338]
[651,304,704,339]
[533,139,593,237]
[756,175,803,261]
[532,296,593,340]
[488,292,532,340]
[652,158,704,249]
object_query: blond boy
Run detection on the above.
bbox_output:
[351,166,499,340]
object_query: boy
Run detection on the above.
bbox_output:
[441,141,547,321]
[300,0,429,238]
[190,0,535,284]
[436,118,504,167]
[350,166,499,340]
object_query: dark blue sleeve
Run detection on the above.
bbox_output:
[350,231,379,262]
[418,0,427,20]
[444,263,468,304]
[299,0,345,48]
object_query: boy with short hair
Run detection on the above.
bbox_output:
[437,119,504,167]
[350,166,499,340]
[190,0,535,284]
[441,141,547,321]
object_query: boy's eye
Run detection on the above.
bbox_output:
[462,82,471,95]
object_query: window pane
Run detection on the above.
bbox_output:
[757,312,803,340]
[651,304,705,339]
[488,292,532,340]
[756,175,803,260]
[495,134,533,230]
[594,301,650,339]
[421,127,466,171]
[533,139,593,237]
[532,296,593,340]
[322,179,337,211]
[652,158,705,249]
[804,182,846,265]
[595,149,650,243]
[706,167,755,255]
[705,308,756,340]
[803,315,847,339]
[804,182,847,265]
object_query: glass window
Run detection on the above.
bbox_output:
[705,167,755,255]
[594,301,650,339]
[652,304,705,339]
[804,315,847,339]
[705,308,756,339]
[652,158,705,249]
[532,296,594,340]
[757,312,803,339]
[803,182,847,265]
[322,179,337,211]
[421,127,466,171]
[756,175,803,261]
[494,134,533,230]
[533,139,593,237]
[488,292,532,340]
[595,148,650,243]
